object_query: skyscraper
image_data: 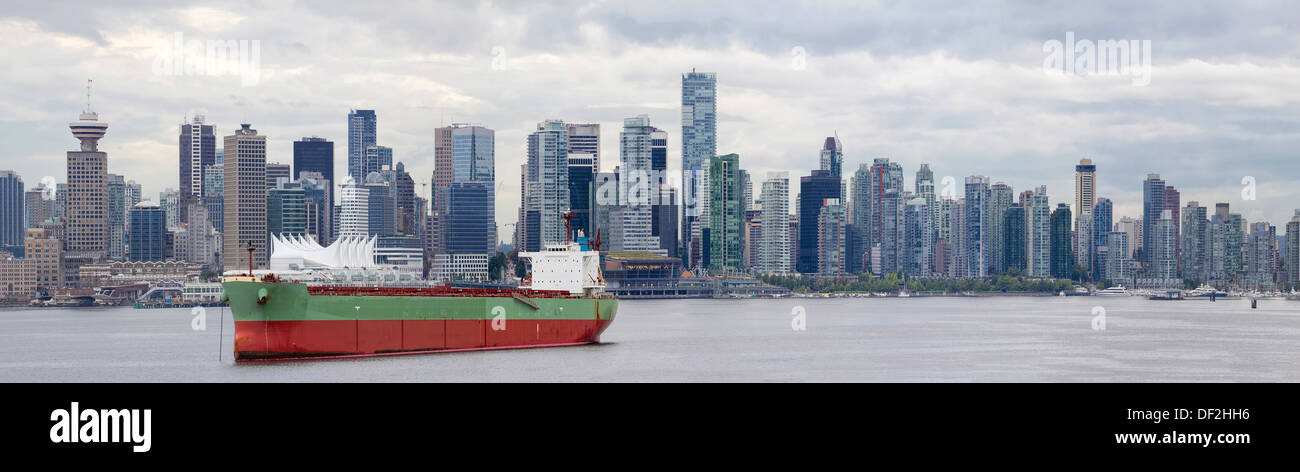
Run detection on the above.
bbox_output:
[759,172,791,274]
[816,199,845,275]
[617,115,663,252]
[681,70,716,265]
[178,116,215,224]
[879,189,905,275]
[567,153,596,242]
[565,123,600,241]
[66,100,109,255]
[1152,210,1178,283]
[360,145,392,179]
[338,176,370,237]
[709,153,744,272]
[450,125,495,252]
[848,164,873,273]
[797,170,840,274]
[1073,158,1096,270]
[566,123,601,171]
[648,128,675,256]
[432,125,456,218]
[0,171,22,247]
[1028,186,1051,277]
[1050,203,1073,279]
[1003,203,1027,273]
[128,201,166,262]
[293,136,334,184]
[987,182,1013,274]
[266,163,291,190]
[267,183,308,238]
[524,120,570,251]
[1091,198,1112,281]
[819,136,843,177]
[1285,211,1300,287]
[347,109,377,181]
[106,174,126,260]
[1164,185,1181,276]
[964,176,990,278]
[1107,231,1131,285]
[1142,174,1166,267]
[1181,202,1208,281]
[1245,222,1276,288]
[24,184,53,231]
[221,124,268,270]
[904,196,931,277]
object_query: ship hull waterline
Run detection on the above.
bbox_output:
[223,281,617,362]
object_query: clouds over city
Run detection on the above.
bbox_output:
[1,0,1298,231]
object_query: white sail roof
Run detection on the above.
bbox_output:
[269,234,378,270]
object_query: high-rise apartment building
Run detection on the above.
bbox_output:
[759,172,791,274]
[347,109,377,181]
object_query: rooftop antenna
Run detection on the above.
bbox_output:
[85,78,92,113]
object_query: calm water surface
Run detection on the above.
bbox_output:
[1,297,1298,382]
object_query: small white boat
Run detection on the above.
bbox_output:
[1095,286,1132,297]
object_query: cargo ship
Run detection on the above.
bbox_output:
[222,233,615,361]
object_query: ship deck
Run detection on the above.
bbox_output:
[304,285,587,299]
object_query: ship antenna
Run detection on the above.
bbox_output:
[562,211,573,244]
[246,240,256,276]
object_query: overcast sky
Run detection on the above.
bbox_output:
[1,1,1298,242]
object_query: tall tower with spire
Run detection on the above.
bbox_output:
[65,79,109,255]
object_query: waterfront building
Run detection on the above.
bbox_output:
[106,174,126,260]
[848,164,873,273]
[1181,202,1208,281]
[797,170,840,274]
[1074,159,1096,270]
[1245,222,1276,289]
[24,184,54,230]
[816,199,845,275]
[709,153,745,272]
[1142,174,1166,266]
[1003,203,1027,273]
[1028,187,1051,277]
[758,172,791,274]
[1050,203,1073,279]
[128,201,166,262]
[964,176,990,278]
[1152,210,1179,283]
[1107,231,1131,286]
[26,228,62,291]
[1091,198,1112,281]
[987,182,1013,274]
[904,196,931,277]
[66,102,109,256]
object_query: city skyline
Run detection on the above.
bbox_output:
[2,2,1299,236]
